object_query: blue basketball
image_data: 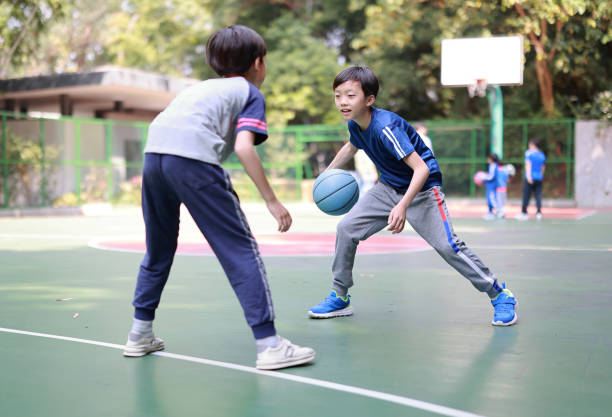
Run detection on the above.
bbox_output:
[312,169,359,216]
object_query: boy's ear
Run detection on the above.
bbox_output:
[366,94,376,106]
[254,56,265,69]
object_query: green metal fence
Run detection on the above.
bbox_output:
[0,110,574,209]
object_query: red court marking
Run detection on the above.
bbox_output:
[93,234,431,256]
[445,203,596,219]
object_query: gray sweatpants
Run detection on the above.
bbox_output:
[332,183,502,298]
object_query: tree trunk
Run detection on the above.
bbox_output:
[534,57,555,117]
[513,3,557,117]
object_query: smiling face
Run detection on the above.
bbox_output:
[334,80,375,129]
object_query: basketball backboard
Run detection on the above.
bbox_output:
[440,35,524,87]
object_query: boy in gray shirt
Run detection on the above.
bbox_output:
[124,25,315,370]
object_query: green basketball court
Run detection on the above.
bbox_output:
[1,203,611,417]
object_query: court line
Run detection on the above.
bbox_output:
[0,326,484,417]
[471,245,612,252]
[575,210,597,220]
[2,234,609,254]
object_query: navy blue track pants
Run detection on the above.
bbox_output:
[132,153,276,339]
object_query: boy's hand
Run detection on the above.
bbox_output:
[266,199,292,232]
[387,202,408,234]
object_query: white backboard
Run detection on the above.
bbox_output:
[441,35,524,87]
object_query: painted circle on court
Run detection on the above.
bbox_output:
[91,234,431,256]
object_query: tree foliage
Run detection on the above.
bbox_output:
[1,0,610,122]
[353,0,611,119]
[0,0,65,77]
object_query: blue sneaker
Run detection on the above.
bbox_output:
[491,283,517,326]
[308,291,353,319]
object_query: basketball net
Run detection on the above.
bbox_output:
[467,79,488,98]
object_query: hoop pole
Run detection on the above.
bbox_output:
[487,85,503,159]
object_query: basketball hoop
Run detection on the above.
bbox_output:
[467,79,488,98]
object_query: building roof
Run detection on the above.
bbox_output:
[0,66,199,117]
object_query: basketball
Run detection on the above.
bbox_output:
[312,169,359,215]
[473,170,487,187]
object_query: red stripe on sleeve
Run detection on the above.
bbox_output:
[237,117,267,130]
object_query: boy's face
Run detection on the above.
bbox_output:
[334,80,375,124]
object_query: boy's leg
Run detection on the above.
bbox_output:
[534,180,543,213]
[132,153,181,322]
[126,153,180,357]
[496,190,507,217]
[484,185,497,220]
[406,186,502,298]
[406,186,516,325]
[486,188,494,212]
[168,158,275,339]
[331,182,397,296]
[521,180,531,213]
[309,183,394,318]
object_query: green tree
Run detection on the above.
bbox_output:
[353,0,611,119]
[501,0,612,117]
[0,0,64,77]
[262,13,342,126]
[24,0,121,75]
[102,0,213,77]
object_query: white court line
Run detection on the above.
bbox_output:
[0,233,88,240]
[575,210,597,220]
[0,327,484,417]
[87,237,435,258]
[471,245,612,252]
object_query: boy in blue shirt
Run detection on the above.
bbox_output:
[308,66,517,326]
[516,138,546,220]
[123,25,315,370]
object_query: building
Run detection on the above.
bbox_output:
[0,67,198,207]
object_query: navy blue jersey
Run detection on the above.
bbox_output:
[348,107,442,193]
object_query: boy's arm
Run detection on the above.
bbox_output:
[234,130,292,232]
[387,152,430,234]
[525,160,533,184]
[326,142,359,170]
[482,163,496,181]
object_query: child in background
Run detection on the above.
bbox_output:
[308,66,517,326]
[123,25,315,370]
[495,163,515,219]
[516,138,546,220]
[482,153,500,220]
[354,149,378,195]
[495,164,509,219]
[414,122,434,155]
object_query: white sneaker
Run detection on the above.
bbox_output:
[483,213,496,220]
[123,335,165,357]
[536,213,543,220]
[256,336,315,370]
[515,213,528,221]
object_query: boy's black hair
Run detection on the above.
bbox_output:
[488,153,501,164]
[206,25,267,76]
[333,66,379,98]
[529,137,542,149]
